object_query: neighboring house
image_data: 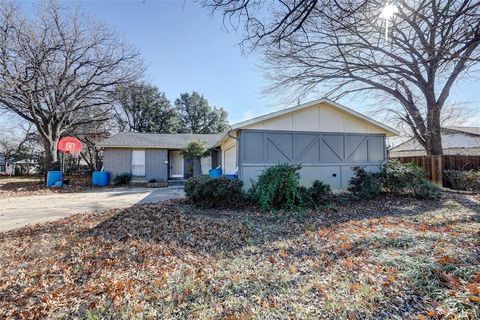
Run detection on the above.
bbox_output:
[98,98,398,189]
[0,153,15,175]
[389,127,480,158]
[0,157,37,176]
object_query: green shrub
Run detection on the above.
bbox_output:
[384,160,425,195]
[310,180,332,207]
[184,176,245,209]
[348,161,441,200]
[113,173,132,186]
[295,180,333,209]
[412,179,441,200]
[347,166,383,199]
[444,169,480,191]
[249,164,302,211]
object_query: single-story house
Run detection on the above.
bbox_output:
[0,156,37,176]
[97,98,399,189]
[97,133,222,180]
[389,126,480,157]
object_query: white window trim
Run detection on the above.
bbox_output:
[131,149,145,176]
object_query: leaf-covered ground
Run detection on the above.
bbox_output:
[0,176,93,198]
[1,194,479,319]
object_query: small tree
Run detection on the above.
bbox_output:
[181,141,210,177]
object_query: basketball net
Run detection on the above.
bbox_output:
[65,142,81,158]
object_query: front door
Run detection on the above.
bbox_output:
[169,150,183,178]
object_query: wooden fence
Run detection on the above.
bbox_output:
[391,155,480,186]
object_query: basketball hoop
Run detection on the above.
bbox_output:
[58,137,83,173]
[64,141,81,158]
[70,149,81,159]
[58,137,83,156]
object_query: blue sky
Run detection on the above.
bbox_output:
[18,0,480,127]
[68,0,272,124]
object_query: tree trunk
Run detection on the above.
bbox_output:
[425,105,443,156]
[44,138,60,171]
[426,134,443,156]
[192,158,202,177]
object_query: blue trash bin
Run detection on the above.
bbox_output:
[224,174,238,180]
[47,171,63,187]
[209,168,222,177]
[92,171,110,187]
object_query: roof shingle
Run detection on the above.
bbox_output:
[96,132,222,149]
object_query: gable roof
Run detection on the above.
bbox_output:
[229,98,400,136]
[443,126,480,136]
[97,132,222,149]
[390,127,480,153]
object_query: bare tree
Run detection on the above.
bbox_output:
[68,118,113,173]
[0,1,143,169]
[205,0,480,156]
[0,122,36,171]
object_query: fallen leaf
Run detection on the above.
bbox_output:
[467,282,479,295]
[289,265,298,274]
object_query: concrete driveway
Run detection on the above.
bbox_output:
[0,187,185,233]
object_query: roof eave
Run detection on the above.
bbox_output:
[229,98,399,137]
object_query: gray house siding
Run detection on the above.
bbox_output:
[103,148,132,179]
[145,149,168,181]
[104,148,169,182]
[238,129,386,189]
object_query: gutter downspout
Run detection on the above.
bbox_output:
[226,127,240,179]
[227,127,239,142]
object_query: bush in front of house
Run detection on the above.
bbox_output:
[347,166,384,199]
[249,164,303,211]
[297,180,333,209]
[383,160,425,195]
[412,179,441,200]
[348,161,440,200]
[444,169,480,191]
[185,176,246,209]
[113,173,132,186]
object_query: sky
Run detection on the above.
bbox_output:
[65,0,273,124]
[13,0,480,128]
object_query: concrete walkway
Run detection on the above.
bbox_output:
[0,187,185,233]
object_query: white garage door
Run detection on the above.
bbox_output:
[224,147,236,174]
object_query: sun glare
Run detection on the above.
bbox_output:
[380,3,398,41]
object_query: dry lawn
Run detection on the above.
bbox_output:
[0,194,479,319]
[0,175,92,198]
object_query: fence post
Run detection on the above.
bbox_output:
[430,155,443,186]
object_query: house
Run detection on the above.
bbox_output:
[97,133,222,180]
[389,127,480,158]
[98,98,398,189]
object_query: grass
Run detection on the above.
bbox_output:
[0,194,479,319]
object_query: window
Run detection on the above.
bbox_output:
[131,150,145,176]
